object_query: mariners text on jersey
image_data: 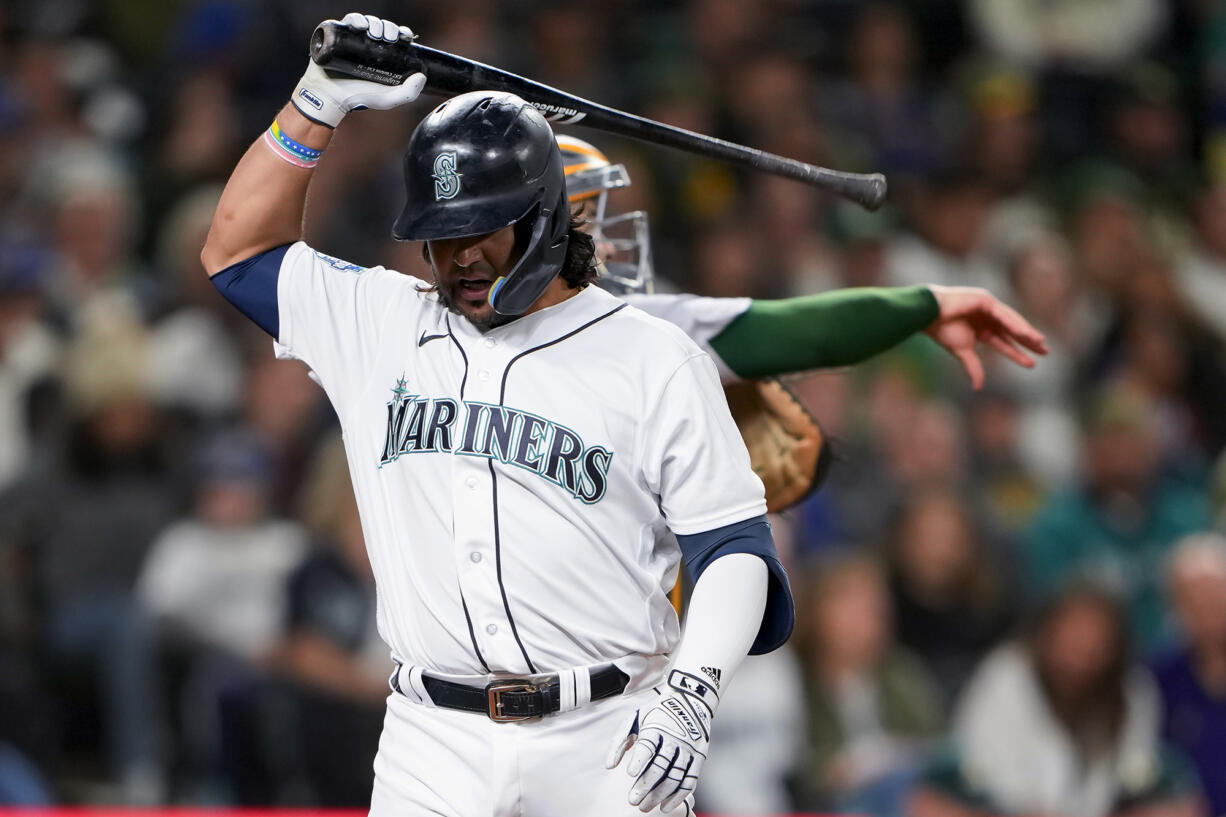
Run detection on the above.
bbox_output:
[379,383,614,503]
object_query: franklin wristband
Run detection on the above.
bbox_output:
[262,119,323,168]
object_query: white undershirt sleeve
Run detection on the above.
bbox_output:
[671,553,768,692]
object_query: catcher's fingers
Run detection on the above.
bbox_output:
[629,739,678,807]
[986,298,1048,355]
[983,330,1036,368]
[605,710,640,769]
[953,347,985,390]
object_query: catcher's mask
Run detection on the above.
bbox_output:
[394,91,569,317]
[556,135,654,295]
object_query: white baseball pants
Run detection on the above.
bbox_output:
[369,684,697,817]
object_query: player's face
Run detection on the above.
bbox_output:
[427,226,518,329]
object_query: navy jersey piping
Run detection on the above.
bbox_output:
[446,315,469,399]
[486,302,628,675]
[460,596,491,672]
[488,457,536,673]
[497,303,628,403]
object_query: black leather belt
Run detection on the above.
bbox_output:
[413,664,629,722]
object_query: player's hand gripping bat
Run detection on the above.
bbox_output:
[308,22,888,211]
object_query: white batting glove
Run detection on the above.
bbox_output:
[605,669,720,813]
[291,12,425,127]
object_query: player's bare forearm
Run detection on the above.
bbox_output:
[203,14,424,276]
[201,104,332,275]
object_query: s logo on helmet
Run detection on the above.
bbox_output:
[432,152,462,201]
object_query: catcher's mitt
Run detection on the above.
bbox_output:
[724,378,830,513]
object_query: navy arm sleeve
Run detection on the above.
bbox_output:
[676,515,794,654]
[210,244,292,338]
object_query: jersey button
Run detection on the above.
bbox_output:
[465,476,478,490]
[470,552,482,563]
[478,369,491,381]
[486,624,498,635]
[484,337,497,348]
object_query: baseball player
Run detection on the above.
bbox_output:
[201,12,790,817]
[558,135,1047,392]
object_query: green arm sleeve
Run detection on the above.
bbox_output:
[708,286,940,380]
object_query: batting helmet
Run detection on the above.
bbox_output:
[393,91,569,316]
[556,135,654,295]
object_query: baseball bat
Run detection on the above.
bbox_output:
[308,22,888,211]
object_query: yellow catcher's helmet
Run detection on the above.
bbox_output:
[556,135,653,294]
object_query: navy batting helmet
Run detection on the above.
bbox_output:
[392,91,569,317]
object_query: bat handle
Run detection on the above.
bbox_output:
[309,21,421,86]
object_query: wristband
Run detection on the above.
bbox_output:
[262,120,323,169]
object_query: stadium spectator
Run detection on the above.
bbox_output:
[964,388,1046,532]
[1151,534,1226,817]
[797,554,943,817]
[910,582,1202,817]
[39,147,145,321]
[1025,384,1212,649]
[885,486,1017,705]
[995,234,1094,485]
[138,430,305,664]
[137,429,307,799]
[885,172,1002,294]
[819,3,958,179]
[969,0,1166,72]
[0,297,176,802]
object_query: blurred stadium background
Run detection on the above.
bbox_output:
[1,0,1225,815]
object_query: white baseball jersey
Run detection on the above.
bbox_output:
[272,242,767,679]
[620,293,750,383]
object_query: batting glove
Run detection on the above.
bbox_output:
[292,12,426,127]
[605,669,720,813]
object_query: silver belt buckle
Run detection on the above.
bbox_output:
[485,679,538,722]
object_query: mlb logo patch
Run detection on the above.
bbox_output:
[313,251,365,273]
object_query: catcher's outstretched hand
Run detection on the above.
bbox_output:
[925,285,1048,390]
[606,670,718,812]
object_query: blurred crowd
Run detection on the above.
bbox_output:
[1,1,1226,816]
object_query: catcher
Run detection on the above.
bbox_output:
[558,135,1048,512]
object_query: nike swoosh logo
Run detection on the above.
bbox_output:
[419,331,448,346]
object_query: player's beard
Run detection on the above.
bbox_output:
[433,270,514,331]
